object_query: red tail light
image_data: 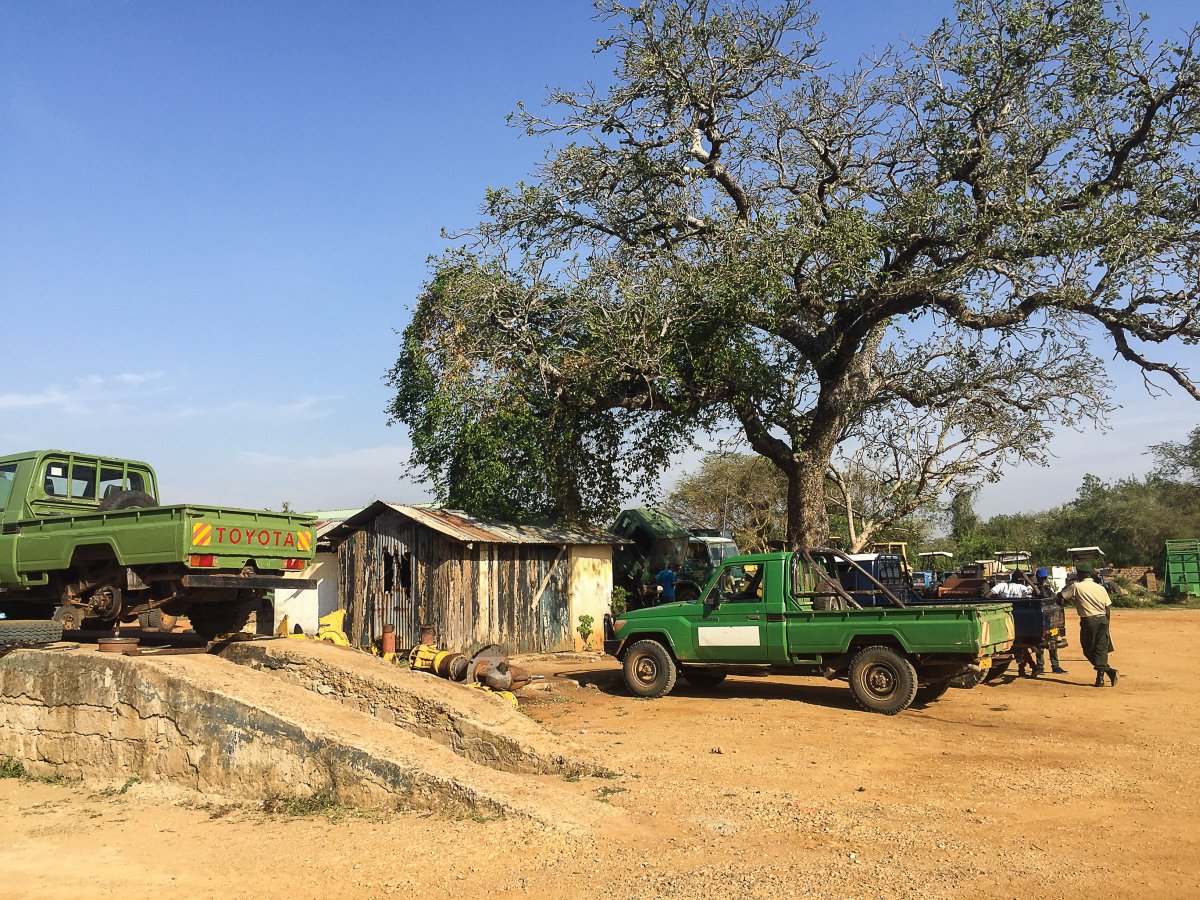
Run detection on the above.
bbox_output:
[284,558,305,570]
[189,554,216,567]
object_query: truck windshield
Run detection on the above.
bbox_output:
[708,541,739,565]
[0,463,15,511]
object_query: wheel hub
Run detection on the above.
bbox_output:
[634,656,659,684]
[866,664,897,698]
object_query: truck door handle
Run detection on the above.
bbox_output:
[746,615,760,620]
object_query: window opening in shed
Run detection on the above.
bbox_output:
[384,550,396,594]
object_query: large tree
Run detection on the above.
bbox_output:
[390,0,1200,543]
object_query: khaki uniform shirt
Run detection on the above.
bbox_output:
[1062,578,1112,618]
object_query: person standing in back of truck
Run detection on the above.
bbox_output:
[1062,563,1117,687]
[1033,567,1068,676]
[655,562,679,604]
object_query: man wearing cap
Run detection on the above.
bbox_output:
[1033,567,1067,675]
[1062,564,1117,687]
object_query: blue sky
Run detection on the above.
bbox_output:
[2,0,1197,519]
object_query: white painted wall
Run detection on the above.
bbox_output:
[273,552,339,635]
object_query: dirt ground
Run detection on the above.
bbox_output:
[3,607,1199,899]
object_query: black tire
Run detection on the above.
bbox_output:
[915,679,952,704]
[682,667,727,690]
[983,659,1012,682]
[187,601,255,641]
[848,645,919,715]
[98,490,157,511]
[951,670,983,689]
[622,639,678,699]
[0,619,64,643]
[138,608,179,632]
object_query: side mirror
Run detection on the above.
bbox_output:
[705,595,721,609]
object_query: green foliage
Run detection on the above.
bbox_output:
[949,430,1200,571]
[666,453,787,551]
[0,757,70,785]
[261,792,373,821]
[387,0,1200,539]
[610,586,629,616]
[577,614,595,649]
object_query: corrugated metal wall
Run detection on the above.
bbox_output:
[336,511,573,654]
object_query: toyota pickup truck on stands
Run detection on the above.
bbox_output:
[605,548,1014,714]
[0,450,316,640]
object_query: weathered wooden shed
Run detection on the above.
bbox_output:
[324,502,619,654]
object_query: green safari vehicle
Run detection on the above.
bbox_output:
[605,549,1013,714]
[0,450,317,640]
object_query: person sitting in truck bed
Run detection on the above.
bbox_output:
[988,573,1034,600]
[988,575,1037,676]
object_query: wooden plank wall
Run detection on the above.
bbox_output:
[336,511,573,654]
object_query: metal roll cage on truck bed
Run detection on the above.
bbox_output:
[0,449,317,642]
[605,547,1014,714]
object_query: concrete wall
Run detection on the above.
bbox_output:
[568,545,612,651]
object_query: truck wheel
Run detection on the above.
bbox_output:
[187,601,254,641]
[915,679,951,704]
[622,640,678,699]
[98,489,157,511]
[682,667,727,690]
[848,645,918,715]
[138,608,179,633]
[0,619,64,643]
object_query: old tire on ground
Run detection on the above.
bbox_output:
[952,669,984,689]
[848,645,919,715]
[187,600,255,641]
[682,667,727,690]
[0,619,64,643]
[98,489,158,511]
[983,659,1012,682]
[622,639,678,699]
[915,679,952,705]
[138,608,179,632]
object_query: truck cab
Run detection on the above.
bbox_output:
[1,451,157,521]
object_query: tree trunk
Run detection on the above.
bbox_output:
[786,462,831,548]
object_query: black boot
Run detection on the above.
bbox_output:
[1107,668,1119,686]
[1094,670,1106,687]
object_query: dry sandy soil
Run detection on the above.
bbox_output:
[2,607,1198,899]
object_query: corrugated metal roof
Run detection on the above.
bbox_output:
[324,500,624,547]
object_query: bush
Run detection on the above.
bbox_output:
[1109,576,1160,608]
[610,586,629,616]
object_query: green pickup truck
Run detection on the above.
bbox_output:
[605,549,1014,714]
[0,449,316,640]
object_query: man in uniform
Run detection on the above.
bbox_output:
[1061,563,1117,687]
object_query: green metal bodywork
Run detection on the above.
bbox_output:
[0,450,316,595]
[1165,540,1200,598]
[609,551,1014,669]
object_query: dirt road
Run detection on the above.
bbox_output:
[3,607,1198,899]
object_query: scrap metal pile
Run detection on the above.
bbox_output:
[408,628,533,704]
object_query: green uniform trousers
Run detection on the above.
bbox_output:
[1079,614,1114,671]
